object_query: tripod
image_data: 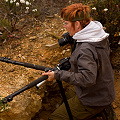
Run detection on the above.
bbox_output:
[0,57,73,120]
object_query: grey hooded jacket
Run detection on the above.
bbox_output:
[54,38,115,106]
[54,21,115,106]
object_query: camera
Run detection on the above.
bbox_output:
[58,57,71,71]
[58,32,74,46]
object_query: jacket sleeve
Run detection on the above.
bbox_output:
[54,47,98,88]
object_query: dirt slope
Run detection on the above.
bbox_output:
[0,16,120,120]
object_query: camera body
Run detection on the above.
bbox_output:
[58,32,74,46]
[58,57,71,71]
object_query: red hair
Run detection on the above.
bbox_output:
[61,3,93,28]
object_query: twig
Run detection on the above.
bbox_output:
[3,27,20,39]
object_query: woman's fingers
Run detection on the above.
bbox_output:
[42,70,55,81]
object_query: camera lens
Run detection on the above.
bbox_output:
[58,37,68,46]
[58,32,71,46]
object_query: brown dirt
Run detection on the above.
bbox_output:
[0,16,120,120]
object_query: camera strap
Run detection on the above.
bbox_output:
[71,40,77,53]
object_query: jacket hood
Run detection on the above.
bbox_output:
[73,21,109,43]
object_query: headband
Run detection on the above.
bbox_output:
[63,11,90,21]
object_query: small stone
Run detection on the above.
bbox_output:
[112,103,117,109]
[0,32,2,35]
[29,36,37,40]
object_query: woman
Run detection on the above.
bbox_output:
[42,3,115,120]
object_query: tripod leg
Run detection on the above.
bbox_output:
[56,80,73,120]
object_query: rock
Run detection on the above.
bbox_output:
[118,40,120,45]
[0,66,46,120]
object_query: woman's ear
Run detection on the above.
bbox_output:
[75,21,81,31]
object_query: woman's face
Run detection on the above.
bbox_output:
[63,21,75,36]
[63,21,81,36]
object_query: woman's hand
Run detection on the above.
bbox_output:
[42,70,55,81]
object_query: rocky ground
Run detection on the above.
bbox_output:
[0,14,120,120]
